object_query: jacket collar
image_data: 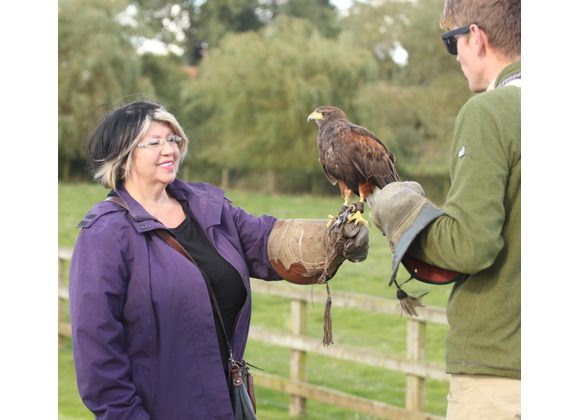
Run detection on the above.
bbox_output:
[488,60,521,91]
[111,186,166,233]
[166,179,225,228]
[110,179,225,233]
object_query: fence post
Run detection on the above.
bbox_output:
[289,298,307,416]
[405,318,426,412]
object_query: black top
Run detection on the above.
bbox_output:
[169,202,247,371]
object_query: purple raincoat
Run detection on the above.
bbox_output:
[69,179,281,419]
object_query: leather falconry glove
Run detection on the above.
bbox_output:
[267,219,368,346]
[267,219,368,285]
[371,181,466,316]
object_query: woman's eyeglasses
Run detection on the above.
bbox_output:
[137,134,183,149]
[441,25,471,55]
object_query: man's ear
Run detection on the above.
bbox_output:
[471,24,488,57]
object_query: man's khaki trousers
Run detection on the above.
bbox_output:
[446,374,521,420]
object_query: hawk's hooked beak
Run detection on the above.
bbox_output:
[307,111,323,122]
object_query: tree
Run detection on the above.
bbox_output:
[341,0,411,80]
[180,16,378,191]
[398,0,462,86]
[140,52,190,113]
[133,0,270,64]
[341,0,472,176]
[132,0,343,65]
[59,0,153,179]
[277,0,340,38]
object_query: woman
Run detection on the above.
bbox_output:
[69,100,368,419]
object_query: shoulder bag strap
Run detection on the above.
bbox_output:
[105,195,235,360]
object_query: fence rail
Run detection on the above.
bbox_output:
[58,248,448,419]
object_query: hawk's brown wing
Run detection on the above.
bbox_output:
[317,118,399,197]
[343,122,399,189]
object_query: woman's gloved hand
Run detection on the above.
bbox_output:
[341,220,369,262]
[267,219,369,285]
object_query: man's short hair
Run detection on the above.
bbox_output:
[440,0,520,59]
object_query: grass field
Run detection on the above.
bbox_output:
[58,182,452,419]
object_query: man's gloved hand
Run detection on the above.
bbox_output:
[370,181,447,315]
[371,181,429,247]
[267,219,369,285]
[372,181,466,311]
[371,180,444,285]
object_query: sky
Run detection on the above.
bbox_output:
[330,0,353,13]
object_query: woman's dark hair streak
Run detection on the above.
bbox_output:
[85,100,188,189]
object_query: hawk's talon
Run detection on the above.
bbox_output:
[347,211,368,226]
[354,202,365,213]
[329,204,358,231]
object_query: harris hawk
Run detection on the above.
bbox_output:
[307,105,399,228]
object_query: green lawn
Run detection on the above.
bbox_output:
[59,182,452,419]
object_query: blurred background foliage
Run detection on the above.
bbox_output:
[59,0,472,202]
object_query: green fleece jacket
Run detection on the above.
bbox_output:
[410,61,521,379]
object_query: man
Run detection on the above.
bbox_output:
[371,0,520,418]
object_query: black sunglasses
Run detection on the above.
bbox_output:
[441,25,471,55]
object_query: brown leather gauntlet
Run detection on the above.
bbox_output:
[267,219,369,285]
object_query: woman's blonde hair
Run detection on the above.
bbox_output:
[86,101,189,190]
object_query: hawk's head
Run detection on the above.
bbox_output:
[307,106,348,127]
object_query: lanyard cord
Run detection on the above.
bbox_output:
[497,71,521,88]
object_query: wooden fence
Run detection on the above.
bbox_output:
[59,248,448,420]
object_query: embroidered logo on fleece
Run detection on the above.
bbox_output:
[458,145,466,159]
